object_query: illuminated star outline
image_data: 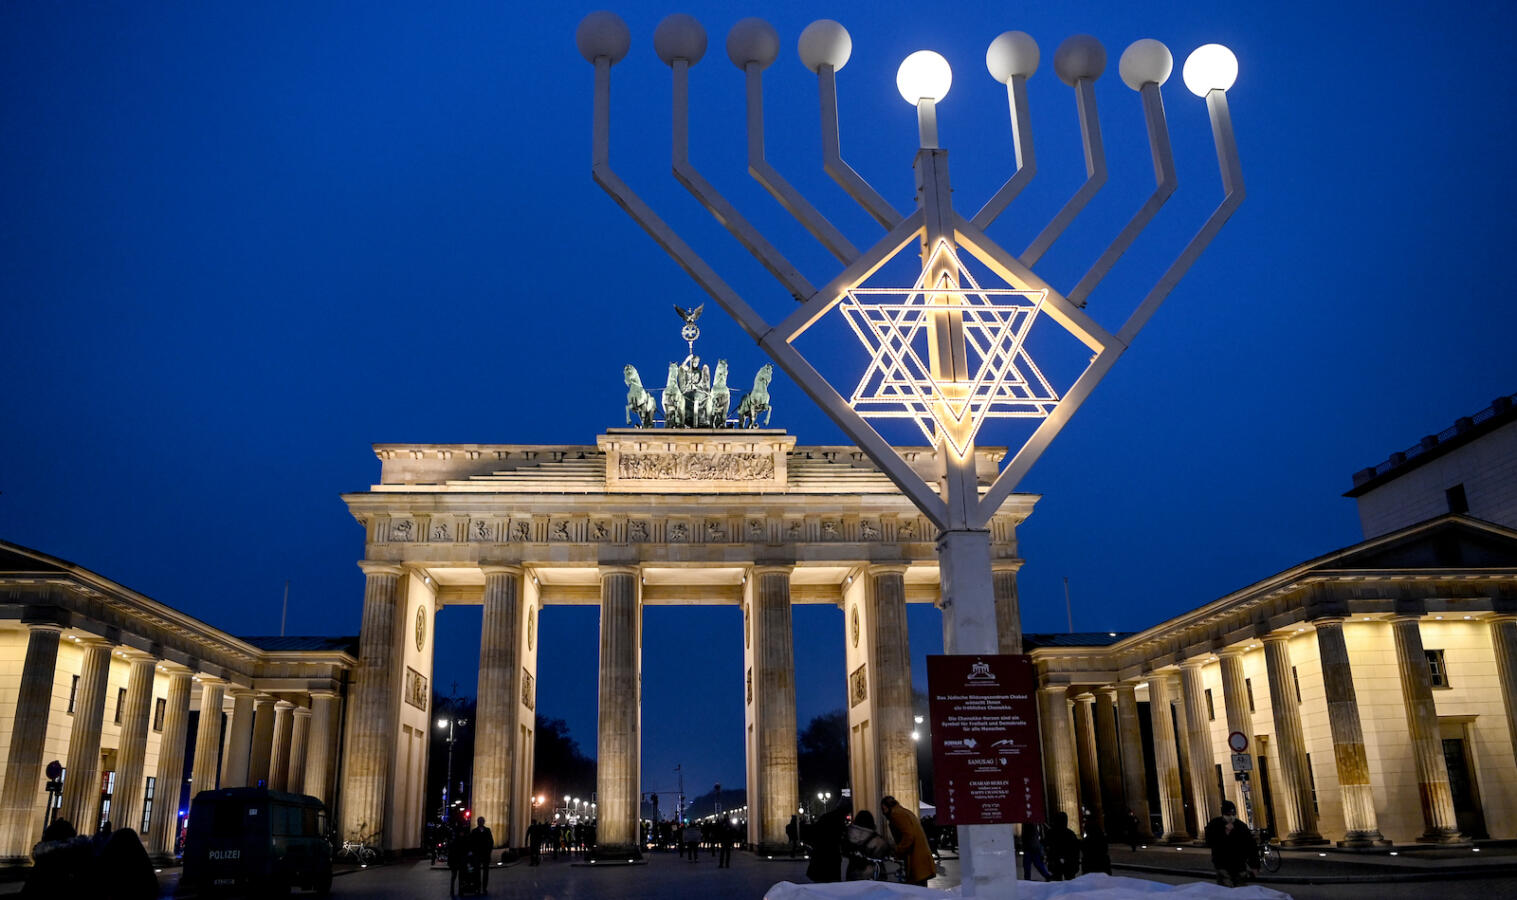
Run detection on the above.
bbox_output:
[839,241,1059,456]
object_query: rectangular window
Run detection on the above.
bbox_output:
[153,697,166,732]
[1292,666,1302,704]
[114,687,127,725]
[1305,753,1320,815]
[1245,677,1255,712]
[1214,763,1226,802]
[1426,649,1450,688]
[141,776,156,834]
[1205,688,1216,721]
[1446,484,1469,515]
[68,675,79,714]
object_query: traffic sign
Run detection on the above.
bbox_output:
[1227,731,1248,753]
[1231,752,1252,772]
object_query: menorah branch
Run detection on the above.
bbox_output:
[1021,77,1108,267]
[971,73,1037,231]
[819,65,903,229]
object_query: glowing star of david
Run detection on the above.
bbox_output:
[839,241,1059,457]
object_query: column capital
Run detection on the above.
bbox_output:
[749,564,794,577]
[866,563,910,578]
[225,686,259,698]
[292,705,313,719]
[1179,656,1209,670]
[155,661,194,677]
[481,564,525,578]
[193,674,226,685]
[20,619,64,633]
[357,560,404,577]
[1113,681,1139,696]
[1262,631,1294,645]
[1218,647,1246,660]
[1389,613,1423,626]
[274,699,296,712]
[1310,615,1347,628]
[73,635,114,649]
[1488,613,1517,625]
[598,564,641,579]
[990,559,1024,573]
[308,689,341,701]
[116,647,157,663]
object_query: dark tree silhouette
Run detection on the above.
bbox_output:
[531,715,596,808]
[797,709,849,809]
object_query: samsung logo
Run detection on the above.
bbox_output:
[208,849,240,860]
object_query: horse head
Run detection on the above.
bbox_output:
[712,359,728,388]
[666,362,680,389]
[754,363,773,389]
[624,364,640,388]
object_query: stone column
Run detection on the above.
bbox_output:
[1491,615,1517,766]
[268,701,295,791]
[869,566,917,813]
[190,679,227,797]
[1261,634,1323,843]
[1390,615,1461,841]
[247,696,276,788]
[0,623,61,862]
[752,566,800,852]
[1093,689,1126,827]
[304,692,341,807]
[1313,618,1385,845]
[596,566,642,856]
[1113,682,1152,838]
[1037,685,1080,823]
[288,707,312,797]
[1147,674,1187,842]
[220,689,255,788]
[1217,650,1261,824]
[1178,659,1221,830]
[341,561,405,842]
[110,654,158,830]
[148,668,192,861]
[474,565,524,846]
[60,639,113,830]
[1073,695,1103,829]
[991,562,1023,654]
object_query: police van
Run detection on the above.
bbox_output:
[182,787,333,895]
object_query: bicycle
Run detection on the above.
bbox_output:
[1255,827,1280,874]
[333,824,381,867]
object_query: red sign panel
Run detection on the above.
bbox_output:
[926,654,1044,825]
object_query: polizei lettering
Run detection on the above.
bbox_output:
[208,849,241,860]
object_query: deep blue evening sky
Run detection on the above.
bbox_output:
[4,1,1515,802]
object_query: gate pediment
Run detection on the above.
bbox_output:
[599,429,794,493]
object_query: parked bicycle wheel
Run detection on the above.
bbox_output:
[1260,842,1280,873]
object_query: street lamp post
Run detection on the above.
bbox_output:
[436,714,467,823]
[580,13,1243,895]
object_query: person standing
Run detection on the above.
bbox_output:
[805,807,847,883]
[447,824,468,896]
[1020,821,1052,881]
[1204,800,1258,887]
[472,817,495,892]
[717,819,734,868]
[1081,817,1112,875]
[881,796,935,887]
[1045,811,1081,880]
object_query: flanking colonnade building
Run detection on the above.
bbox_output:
[0,394,1513,864]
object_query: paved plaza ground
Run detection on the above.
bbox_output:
[5,841,1516,898]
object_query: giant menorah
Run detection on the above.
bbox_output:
[579,13,1243,890]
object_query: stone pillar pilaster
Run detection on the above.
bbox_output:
[475,565,524,847]
[60,639,113,830]
[1147,673,1187,842]
[1313,618,1385,845]
[1217,650,1261,824]
[148,668,192,861]
[1093,689,1126,828]
[110,654,158,830]
[190,679,227,797]
[1073,695,1103,830]
[1390,615,1461,842]
[1178,659,1221,830]
[991,562,1023,655]
[304,692,341,807]
[596,566,642,857]
[247,696,276,788]
[1491,615,1517,765]
[869,566,917,814]
[341,561,405,842]
[751,566,800,852]
[0,623,61,862]
[1261,634,1323,843]
[1113,682,1152,838]
[269,701,295,791]
[288,707,312,798]
[1037,685,1080,823]
[220,689,255,788]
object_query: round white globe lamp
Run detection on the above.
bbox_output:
[797,19,851,73]
[653,14,707,66]
[575,11,631,65]
[1118,39,1172,90]
[985,31,1039,83]
[1182,44,1237,97]
[896,50,952,104]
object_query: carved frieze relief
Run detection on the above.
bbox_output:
[617,452,775,481]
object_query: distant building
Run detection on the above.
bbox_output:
[1346,392,1517,538]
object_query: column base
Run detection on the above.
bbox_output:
[1335,832,1392,849]
[590,843,643,861]
[1281,833,1329,846]
[1160,831,1190,844]
[1416,829,1469,845]
[148,853,178,867]
[0,856,32,867]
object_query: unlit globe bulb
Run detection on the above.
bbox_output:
[896,50,952,104]
[1182,44,1237,97]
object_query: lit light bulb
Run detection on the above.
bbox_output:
[1182,44,1237,97]
[896,50,952,104]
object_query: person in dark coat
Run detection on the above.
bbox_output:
[1124,808,1141,851]
[21,818,90,899]
[94,828,158,900]
[448,824,468,896]
[1205,800,1258,886]
[1080,818,1112,875]
[717,819,734,868]
[804,807,847,883]
[472,818,495,890]
[1045,810,1081,880]
[842,810,893,881]
[1020,821,1051,881]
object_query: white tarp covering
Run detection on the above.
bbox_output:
[765,873,1291,900]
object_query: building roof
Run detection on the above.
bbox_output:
[1345,392,1517,497]
[1023,632,1134,649]
[238,635,360,654]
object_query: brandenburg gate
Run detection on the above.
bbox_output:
[339,429,1033,855]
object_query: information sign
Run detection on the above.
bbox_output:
[1231,752,1252,772]
[926,654,1044,825]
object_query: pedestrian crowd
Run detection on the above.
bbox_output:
[21,818,159,900]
